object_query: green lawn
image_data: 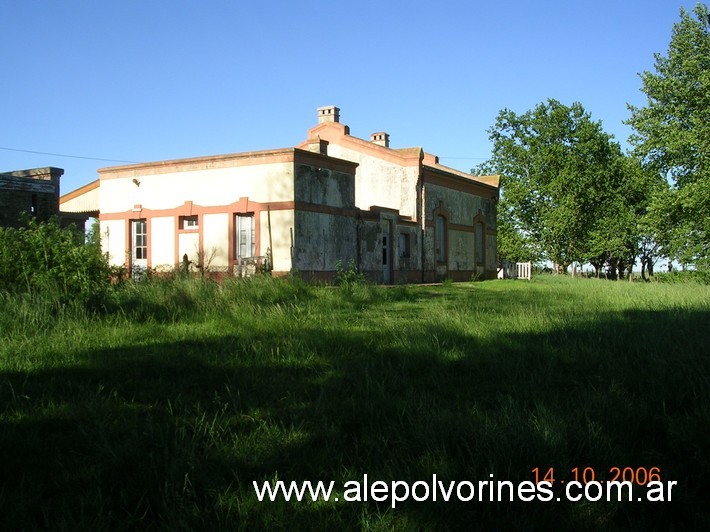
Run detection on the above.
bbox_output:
[1,275,708,530]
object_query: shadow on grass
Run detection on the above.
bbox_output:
[1,306,708,530]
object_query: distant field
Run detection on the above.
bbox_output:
[1,275,708,530]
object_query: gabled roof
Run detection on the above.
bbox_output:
[59,179,99,214]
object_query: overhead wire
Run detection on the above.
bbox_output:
[0,145,489,165]
[0,146,141,164]
[438,156,489,160]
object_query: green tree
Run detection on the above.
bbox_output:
[583,157,666,279]
[495,201,541,263]
[482,99,626,272]
[627,3,710,268]
[473,160,540,264]
[627,159,669,280]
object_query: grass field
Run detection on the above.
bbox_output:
[1,275,708,530]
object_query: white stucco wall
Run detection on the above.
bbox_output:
[99,162,295,214]
[325,145,419,218]
[202,213,229,268]
[150,216,175,270]
[178,232,199,266]
[265,209,295,273]
[100,219,126,267]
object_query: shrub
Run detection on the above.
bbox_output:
[0,216,112,307]
[655,269,710,285]
[334,259,364,286]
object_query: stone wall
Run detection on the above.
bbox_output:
[292,210,357,274]
[423,182,498,280]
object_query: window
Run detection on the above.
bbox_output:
[476,222,485,265]
[235,214,255,259]
[180,215,198,230]
[399,233,410,258]
[435,215,446,263]
[132,219,147,260]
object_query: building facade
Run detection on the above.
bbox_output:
[61,107,500,282]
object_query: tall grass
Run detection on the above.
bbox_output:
[0,275,708,530]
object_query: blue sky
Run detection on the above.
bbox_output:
[2,0,702,194]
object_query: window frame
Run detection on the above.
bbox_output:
[179,215,199,231]
[234,213,256,260]
[132,219,148,261]
[398,232,411,259]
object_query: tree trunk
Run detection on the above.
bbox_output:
[608,259,618,280]
[554,263,568,275]
[592,262,601,278]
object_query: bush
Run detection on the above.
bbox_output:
[655,269,710,285]
[334,259,364,286]
[0,216,112,307]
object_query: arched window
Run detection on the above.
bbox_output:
[435,214,447,263]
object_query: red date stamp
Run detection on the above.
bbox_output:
[532,466,663,486]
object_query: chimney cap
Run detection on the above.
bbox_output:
[317,106,340,123]
[370,132,390,148]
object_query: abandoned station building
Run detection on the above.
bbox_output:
[60,106,500,283]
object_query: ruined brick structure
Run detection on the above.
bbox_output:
[0,167,63,228]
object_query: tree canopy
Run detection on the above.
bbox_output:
[481,99,635,273]
[480,5,709,276]
[627,3,710,267]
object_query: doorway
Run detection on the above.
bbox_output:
[131,219,147,276]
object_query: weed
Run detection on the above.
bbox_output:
[0,216,112,308]
[335,259,364,286]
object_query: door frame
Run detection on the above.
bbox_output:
[131,219,148,277]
